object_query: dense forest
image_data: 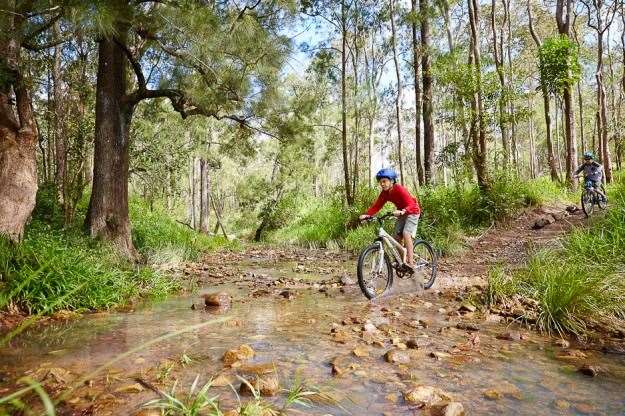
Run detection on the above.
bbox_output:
[1,0,624,256]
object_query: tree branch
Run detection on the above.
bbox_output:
[22,37,69,51]
[23,13,62,41]
[114,37,147,90]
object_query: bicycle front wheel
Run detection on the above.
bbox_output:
[357,243,393,300]
[581,190,594,217]
[413,240,437,289]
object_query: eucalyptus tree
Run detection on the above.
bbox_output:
[82,0,295,258]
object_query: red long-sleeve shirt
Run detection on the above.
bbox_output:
[365,184,421,216]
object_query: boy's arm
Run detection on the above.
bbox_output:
[365,193,387,216]
[574,165,584,175]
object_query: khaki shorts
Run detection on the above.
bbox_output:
[395,214,420,238]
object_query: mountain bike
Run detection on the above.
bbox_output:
[579,177,607,217]
[357,212,437,300]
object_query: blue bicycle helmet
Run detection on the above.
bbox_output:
[583,151,594,160]
[375,168,398,181]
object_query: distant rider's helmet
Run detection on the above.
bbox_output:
[583,151,594,160]
[375,168,398,182]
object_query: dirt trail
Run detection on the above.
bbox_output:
[437,202,587,289]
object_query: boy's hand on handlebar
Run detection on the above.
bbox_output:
[359,214,371,221]
[393,209,405,217]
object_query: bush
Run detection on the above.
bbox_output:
[486,175,625,337]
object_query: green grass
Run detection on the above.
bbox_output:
[486,173,625,337]
[269,175,567,255]
[0,192,235,316]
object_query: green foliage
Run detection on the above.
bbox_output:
[270,177,565,254]
[130,199,238,264]
[0,193,234,315]
[538,35,581,95]
[487,176,625,337]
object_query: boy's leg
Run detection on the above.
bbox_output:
[402,215,420,267]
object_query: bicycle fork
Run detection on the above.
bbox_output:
[376,241,385,273]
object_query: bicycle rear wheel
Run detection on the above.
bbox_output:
[413,240,437,289]
[581,190,594,217]
[357,243,393,300]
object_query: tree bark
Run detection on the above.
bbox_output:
[411,0,424,186]
[528,0,559,182]
[84,35,139,259]
[389,0,404,183]
[341,0,353,205]
[555,0,577,189]
[52,21,67,212]
[421,0,435,184]
[491,0,510,168]
[199,158,210,233]
[0,12,38,242]
[467,0,488,188]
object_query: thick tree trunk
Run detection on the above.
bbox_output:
[411,0,424,186]
[389,0,404,183]
[491,0,509,168]
[85,37,139,259]
[0,17,38,242]
[421,0,435,184]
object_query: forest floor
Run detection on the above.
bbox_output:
[3,202,625,416]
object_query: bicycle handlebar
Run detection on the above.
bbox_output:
[361,212,395,224]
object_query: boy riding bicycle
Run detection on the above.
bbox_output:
[575,152,605,200]
[359,168,421,271]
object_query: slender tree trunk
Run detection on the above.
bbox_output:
[421,0,435,184]
[199,159,210,233]
[85,35,139,259]
[341,0,352,205]
[52,22,67,212]
[0,16,38,241]
[529,1,559,181]
[593,16,613,183]
[411,0,424,186]
[491,0,509,168]
[577,81,586,152]
[389,0,404,183]
[468,0,488,188]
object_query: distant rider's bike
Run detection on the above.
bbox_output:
[357,212,437,300]
[579,177,607,217]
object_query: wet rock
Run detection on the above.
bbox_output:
[279,290,295,300]
[555,349,587,361]
[223,410,240,416]
[574,403,595,414]
[406,339,421,349]
[429,351,451,360]
[483,382,521,400]
[578,364,600,377]
[363,322,378,332]
[238,362,276,375]
[340,275,356,285]
[430,402,465,416]
[222,344,255,366]
[403,385,451,407]
[551,211,569,221]
[203,292,231,308]
[239,373,280,396]
[458,303,476,313]
[134,410,161,416]
[331,330,350,344]
[385,349,411,364]
[330,356,356,377]
[455,322,480,332]
[114,383,144,394]
[554,338,570,348]
[496,331,521,341]
[554,399,570,410]
[211,373,234,387]
[352,347,369,358]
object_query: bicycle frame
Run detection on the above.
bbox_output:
[374,226,406,273]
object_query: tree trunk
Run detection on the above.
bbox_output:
[341,0,352,205]
[593,12,613,183]
[491,0,509,168]
[467,0,488,188]
[555,0,577,189]
[389,0,404,183]
[421,0,435,184]
[52,22,67,212]
[411,0,424,186]
[0,15,38,242]
[84,36,139,259]
[528,0,559,181]
[199,159,210,233]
